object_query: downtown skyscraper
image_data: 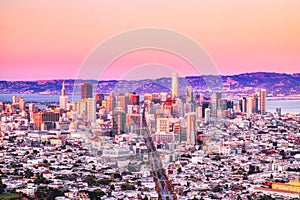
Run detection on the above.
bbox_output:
[260,89,266,115]
[59,82,68,110]
[81,83,93,100]
[171,72,179,99]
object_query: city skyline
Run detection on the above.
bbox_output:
[1,1,300,80]
[1,1,300,199]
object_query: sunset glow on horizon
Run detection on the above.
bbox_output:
[1,0,300,80]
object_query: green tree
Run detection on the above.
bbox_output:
[24,169,34,178]
[88,189,106,200]
[110,184,115,191]
[0,177,7,194]
[177,167,182,174]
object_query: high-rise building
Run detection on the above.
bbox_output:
[260,89,266,115]
[211,92,222,115]
[112,105,126,134]
[29,103,37,113]
[86,98,95,122]
[81,83,93,100]
[171,72,179,99]
[95,94,104,106]
[196,106,203,120]
[33,111,60,130]
[204,108,210,124]
[19,97,25,111]
[59,82,68,109]
[238,98,244,112]
[186,112,196,145]
[106,93,116,113]
[252,93,258,113]
[12,96,19,104]
[118,95,126,112]
[246,97,253,116]
[186,86,193,103]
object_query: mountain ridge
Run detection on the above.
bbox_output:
[0,72,299,96]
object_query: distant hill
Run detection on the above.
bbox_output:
[0,72,299,97]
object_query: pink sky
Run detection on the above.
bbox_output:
[0,0,300,80]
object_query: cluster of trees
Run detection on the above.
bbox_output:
[34,173,52,184]
[35,187,65,200]
[121,183,136,190]
[0,177,7,194]
[83,175,114,186]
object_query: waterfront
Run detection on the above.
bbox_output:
[0,94,299,114]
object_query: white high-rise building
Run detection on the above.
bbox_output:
[205,108,210,124]
[171,72,179,99]
[59,82,68,110]
[186,86,193,103]
[19,97,25,111]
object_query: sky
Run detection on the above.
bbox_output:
[0,0,300,80]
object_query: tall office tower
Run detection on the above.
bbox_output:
[106,92,116,113]
[112,105,126,134]
[186,86,193,103]
[243,97,247,112]
[260,89,266,115]
[126,92,139,105]
[171,72,179,99]
[86,98,95,122]
[252,93,259,113]
[183,103,193,116]
[204,108,210,124]
[218,99,228,110]
[118,95,126,112]
[246,97,253,116]
[211,92,222,114]
[79,99,87,120]
[196,106,203,120]
[227,100,234,109]
[29,103,36,113]
[186,112,196,145]
[95,94,104,106]
[19,97,25,111]
[156,118,169,133]
[238,98,244,112]
[33,111,60,130]
[106,95,112,113]
[130,93,139,105]
[81,83,93,100]
[59,82,68,109]
[12,96,19,104]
